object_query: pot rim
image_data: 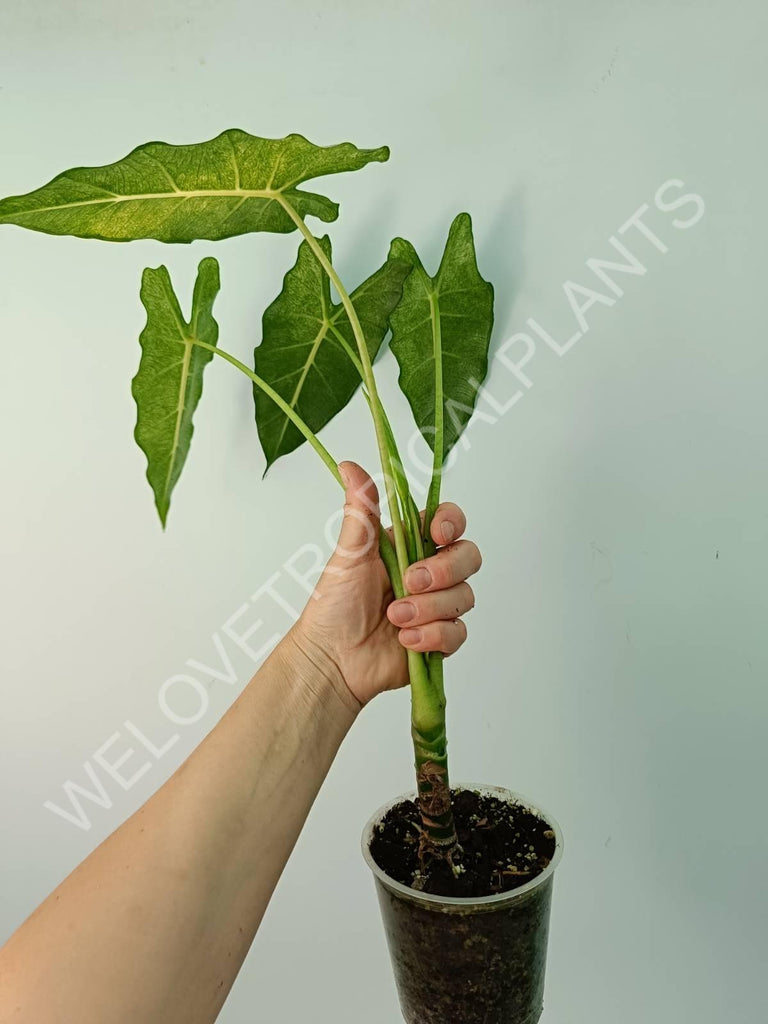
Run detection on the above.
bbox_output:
[361,782,564,909]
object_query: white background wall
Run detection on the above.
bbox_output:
[1,2,766,1021]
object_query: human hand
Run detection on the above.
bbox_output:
[286,462,481,708]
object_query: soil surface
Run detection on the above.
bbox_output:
[370,788,556,898]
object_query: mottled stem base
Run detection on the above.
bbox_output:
[415,759,460,873]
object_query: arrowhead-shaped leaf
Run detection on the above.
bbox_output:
[132,257,220,526]
[253,236,411,471]
[389,213,494,462]
[0,131,389,243]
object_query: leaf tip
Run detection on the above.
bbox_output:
[261,454,279,481]
[450,211,473,237]
[197,254,220,274]
[388,236,408,259]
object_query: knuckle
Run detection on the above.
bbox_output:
[443,547,466,585]
[436,622,452,648]
[420,623,438,650]
[466,540,482,571]
[428,562,449,590]
[409,595,430,623]
[442,619,466,652]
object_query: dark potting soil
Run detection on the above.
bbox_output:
[370,788,556,898]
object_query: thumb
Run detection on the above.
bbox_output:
[330,461,381,568]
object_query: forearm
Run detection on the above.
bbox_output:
[0,631,358,1024]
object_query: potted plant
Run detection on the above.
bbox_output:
[0,129,564,1024]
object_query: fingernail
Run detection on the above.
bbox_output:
[389,601,415,625]
[338,464,350,486]
[406,566,432,592]
[400,628,422,646]
[441,521,455,543]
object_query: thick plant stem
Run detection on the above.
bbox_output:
[190,338,403,595]
[413,288,457,856]
[329,286,453,854]
[410,655,456,852]
[280,215,458,857]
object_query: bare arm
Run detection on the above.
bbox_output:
[0,635,356,1023]
[0,463,481,1024]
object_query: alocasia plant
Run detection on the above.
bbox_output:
[0,130,494,866]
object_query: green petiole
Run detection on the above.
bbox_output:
[191,337,403,596]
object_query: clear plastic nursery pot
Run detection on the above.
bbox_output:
[361,785,564,1024]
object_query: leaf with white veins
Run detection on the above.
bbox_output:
[0,130,389,242]
[253,236,411,471]
[389,213,494,461]
[132,258,220,525]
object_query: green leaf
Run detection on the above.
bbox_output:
[0,131,389,243]
[253,236,410,471]
[132,257,220,526]
[388,213,494,462]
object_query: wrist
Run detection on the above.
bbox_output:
[276,624,362,722]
